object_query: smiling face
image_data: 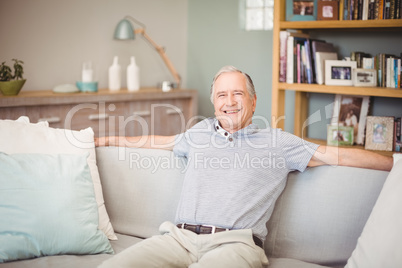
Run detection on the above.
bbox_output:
[213,72,256,133]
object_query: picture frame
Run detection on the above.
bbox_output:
[286,0,318,21]
[327,125,354,146]
[317,0,339,20]
[353,68,377,87]
[315,52,338,85]
[365,116,395,151]
[325,60,357,86]
[331,94,370,145]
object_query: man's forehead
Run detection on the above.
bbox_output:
[215,87,246,94]
[214,73,247,91]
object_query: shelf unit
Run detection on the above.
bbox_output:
[0,88,198,137]
[271,0,402,143]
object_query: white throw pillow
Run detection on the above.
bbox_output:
[393,153,402,165]
[345,155,402,268]
[0,117,117,240]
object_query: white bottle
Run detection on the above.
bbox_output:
[82,61,93,82]
[108,56,121,91]
[127,56,140,91]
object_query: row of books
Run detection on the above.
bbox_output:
[279,30,338,85]
[352,51,402,88]
[279,30,402,89]
[341,0,402,20]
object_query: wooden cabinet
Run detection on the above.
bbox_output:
[0,88,198,137]
[271,0,402,154]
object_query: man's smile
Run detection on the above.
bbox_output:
[224,109,241,114]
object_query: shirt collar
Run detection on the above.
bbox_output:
[214,120,230,137]
[213,118,259,137]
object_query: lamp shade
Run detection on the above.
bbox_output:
[114,19,135,40]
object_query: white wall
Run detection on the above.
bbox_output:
[0,0,188,91]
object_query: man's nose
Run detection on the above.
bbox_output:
[226,94,236,106]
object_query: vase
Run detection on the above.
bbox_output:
[0,79,26,96]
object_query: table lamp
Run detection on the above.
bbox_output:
[114,16,181,88]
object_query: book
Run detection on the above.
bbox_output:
[368,0,376,19]
[287,36,308,84]
[344,0,350,19]
[384,0,391,18]
[351,51,371,68]
[312,41,337,84]
[286,36,295,84]
[378,0,384,19]
[279,31,289,82]
[376,53,383,86]
[363,0,369,19]
[339,0,345,20]
[395,117,401,152]
[362,57,375,69]
[297,43,301,83]
[397,58,401,88]
[315,52,338,85]
[304,39,314,84]
[283,31,309,84]
[395,58,401,88]
[390,0,396,18]
[396,0,401,18]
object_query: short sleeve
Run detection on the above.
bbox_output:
[277,130,319,172]
[173,133,190,158]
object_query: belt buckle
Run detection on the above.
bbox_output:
[202,224,216,234]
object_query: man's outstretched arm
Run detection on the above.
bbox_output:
[308,145,393,171]
[95,135,176,151]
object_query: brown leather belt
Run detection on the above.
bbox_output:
[176,223,263,249]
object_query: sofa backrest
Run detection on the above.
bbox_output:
[96,147,185,239]
[96,147,389,267]
[265,165,388,267]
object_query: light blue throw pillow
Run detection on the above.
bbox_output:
[0,152,114,263]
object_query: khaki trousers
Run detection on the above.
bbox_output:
[99,221,269,268]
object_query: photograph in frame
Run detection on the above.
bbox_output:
[365,116,395,151]
[286,0,317,21]
[331,94,370,145]
[353,68,377,87]
[327,125,354,146]
[325,60,357,86]
[317,0,339,20]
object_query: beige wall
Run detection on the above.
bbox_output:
[0,0,188,91]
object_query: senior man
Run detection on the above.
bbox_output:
[96,66,392,268]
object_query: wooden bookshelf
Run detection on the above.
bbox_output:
[280,19,402,30]
[271,0,402,156]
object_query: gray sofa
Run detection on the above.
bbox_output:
[1,146,389,268]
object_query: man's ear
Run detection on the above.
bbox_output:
[252,95,257,113]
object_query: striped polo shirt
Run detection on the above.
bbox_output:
[173,118,319,241]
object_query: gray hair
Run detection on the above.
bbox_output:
[210,66,256,103]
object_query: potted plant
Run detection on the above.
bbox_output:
[0,59,26,96]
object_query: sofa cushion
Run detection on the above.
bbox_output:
[0,153,113,262]
[0,117,116,240]
[345,155,402,268]
[266,165,389,267]
[268,258,331,268]
[95,147,185,239]
[0,233,139,268]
